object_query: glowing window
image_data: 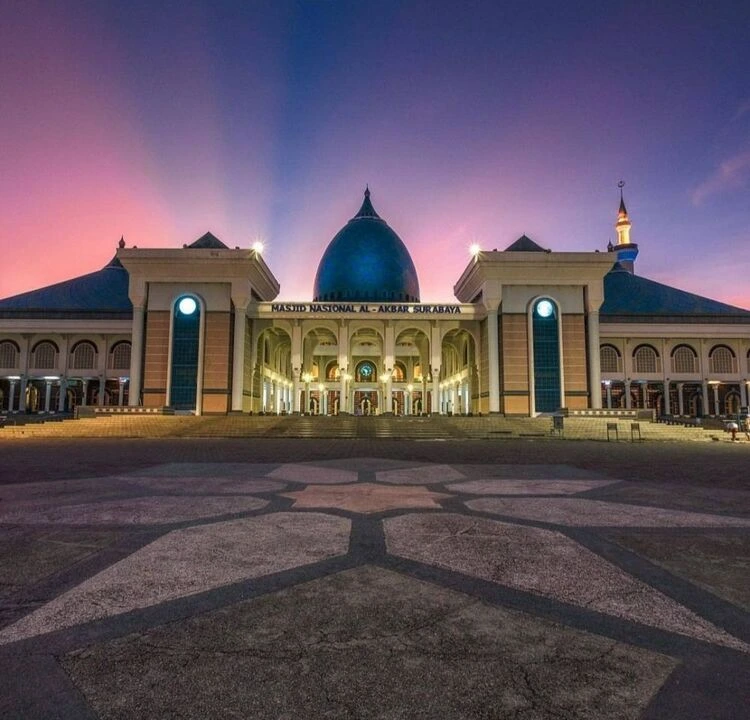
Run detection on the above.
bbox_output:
[599,345,620,373]
[671,345,697,374]
[633,346,658,374]
[110,342,132,369]
[71,342,97,369]
[0,341,19,368]
[31,341,57,369]
[709,346,734,374]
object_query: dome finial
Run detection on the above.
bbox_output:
[118,235,125,249]
[617,180,627,216]
[354,186,380,220]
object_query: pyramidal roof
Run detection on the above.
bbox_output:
[601,263,750,322]
[188,231,228,249]
[504,234,547,252]
[0,255,132,318]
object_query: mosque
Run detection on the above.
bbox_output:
[1,188,749,418]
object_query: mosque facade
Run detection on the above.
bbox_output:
[1,189,749,418]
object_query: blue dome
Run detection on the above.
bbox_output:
[313,189,420,303]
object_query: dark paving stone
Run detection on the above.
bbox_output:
[606,531,750,611]
[62,566,677,720]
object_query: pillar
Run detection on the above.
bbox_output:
[605,382,612,409]
[57,378,67,412]
[118,379,125,406]
[677,383,684,416]
[19,378,27,412]
[44,380,52,412]
[128,305,145,406]
[624,381,632,409]
[339,374,347,413]
[293,370,301,413]
[587,310,602,408]
[82,379,89,407]
[712,384,720,416]
[701,381,709,416]
[98,375,106,406]
[231,307,247,412]
[741,381,748,409]
[486,304,501,413]
[7,380,16,412]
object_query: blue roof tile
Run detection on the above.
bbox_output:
[0,255,132,318]
[601,263,750,323]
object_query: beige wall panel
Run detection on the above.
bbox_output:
[502,314,528,391]
[202,312,231,390]
[565,396,589,410]
[143,311,170,390]
[143,392,166,407]
[562,314,587,393]
[202,394,229,414]
[504,395,530,415]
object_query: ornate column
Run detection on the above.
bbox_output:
[712,384,720,416]
[98,375,106,406]
[587,309,602,408]
[485,299,501,414]
[624,380,632,409]
[57,378,67,412]
[701,380,709,416]
[292,369,301,413]
[44,380,52,412]
[231,303,247,412]
[677,382,684,415]
[128,305,145,406]
[19,377,27,412]
[605,382,612,409]
[7,380,16,412]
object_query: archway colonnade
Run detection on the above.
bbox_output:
[247,318,479,415]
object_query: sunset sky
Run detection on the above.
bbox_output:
[2,1,749,306]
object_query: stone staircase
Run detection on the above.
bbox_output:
[0,413,727,442]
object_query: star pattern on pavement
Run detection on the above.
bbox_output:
[281,482,451,513]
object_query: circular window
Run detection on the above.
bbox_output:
[360,363,373,378]
[536,299,554,318]
[178,297,198,315]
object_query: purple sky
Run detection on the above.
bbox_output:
[1,1,749,307]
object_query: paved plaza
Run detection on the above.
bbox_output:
[0,438,749,718]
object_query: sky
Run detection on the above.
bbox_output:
[1,0,749,306]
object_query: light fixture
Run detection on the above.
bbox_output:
[318,383,325,392]
[302,372,312,383]
[252,240,265,254]
[469,243,481,257]
[536,299,554,318]
[178,297,198,315]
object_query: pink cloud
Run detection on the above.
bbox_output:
[691,149,750,205]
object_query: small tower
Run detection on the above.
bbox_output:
[611,181,639,273]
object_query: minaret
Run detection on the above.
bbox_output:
[611,180,639,273]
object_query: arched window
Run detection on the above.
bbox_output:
[599,345,621,373]
[110,341,132,370]
[0,340,19,368]
[170,296,201,410]
[71,341,97,369]
[391,363,406,382]
[326,362,339,380]
[671,345,697,374]
[31,341,58,369]
[355,361,377,382]
[709,345,735,374]
[633,345,659,374]
[531,298,561,413]
[413,363,423,381]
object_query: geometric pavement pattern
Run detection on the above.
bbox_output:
[1,458,749,719]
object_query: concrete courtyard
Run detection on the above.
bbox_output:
[0,437,749,719]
